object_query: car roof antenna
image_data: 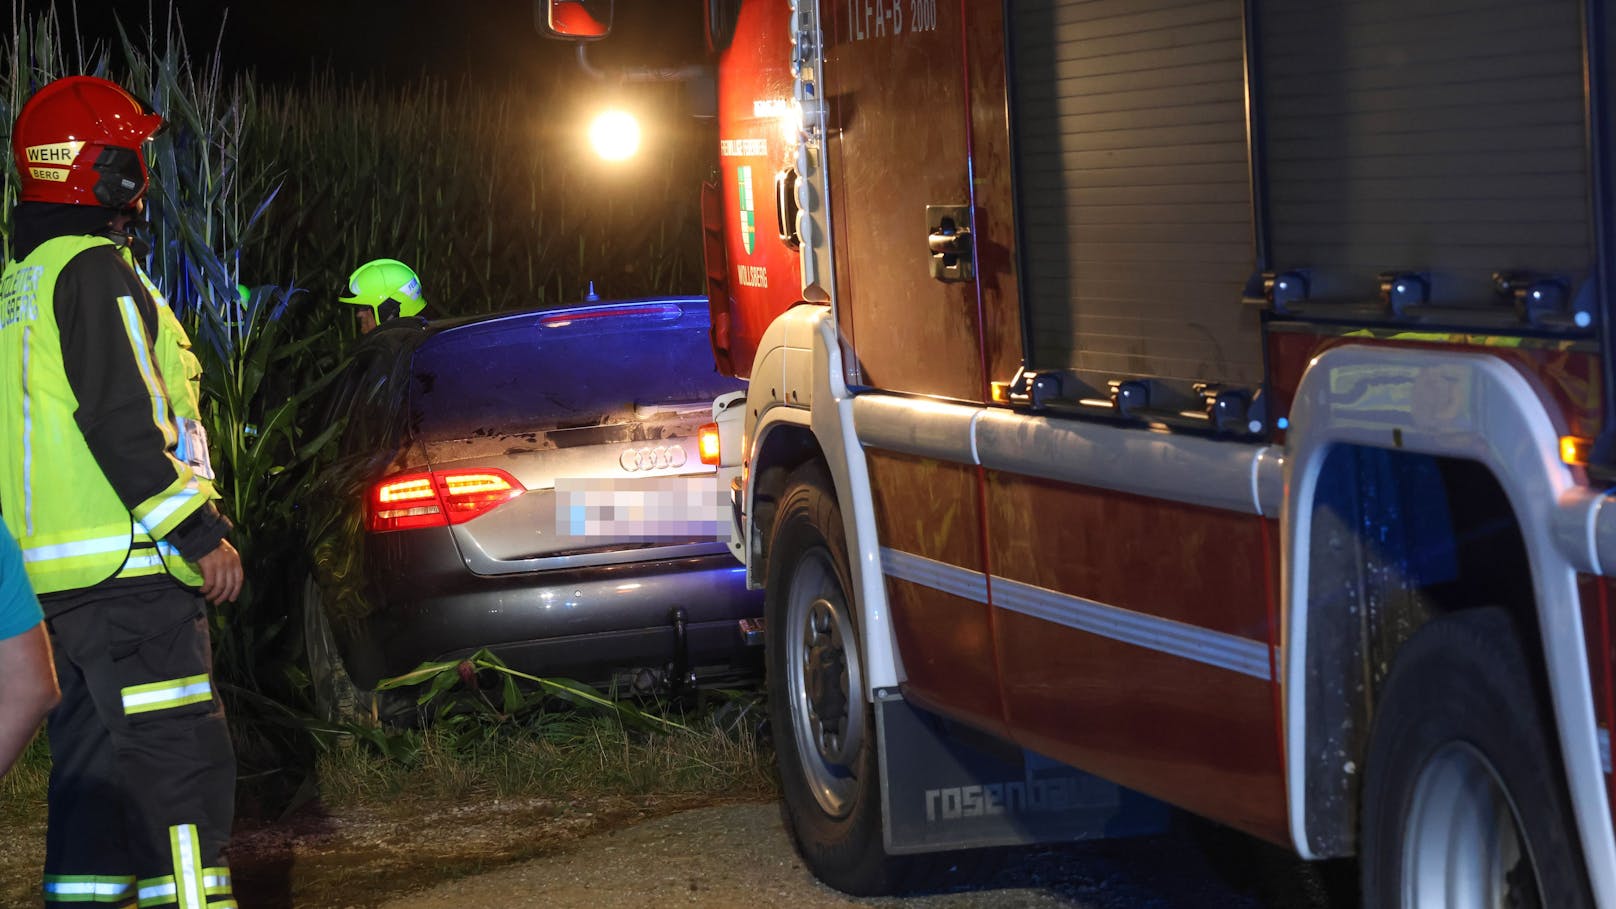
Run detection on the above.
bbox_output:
[585,281,600,302]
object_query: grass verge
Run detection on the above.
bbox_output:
[0,734,49,816]
[316,708,775,810]
[0,736,51,907]
[258,704,777,906]
[0,707,777,908]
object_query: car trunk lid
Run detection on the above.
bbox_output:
[407,300,744,576]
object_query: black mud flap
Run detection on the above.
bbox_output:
[876,694,1171,855]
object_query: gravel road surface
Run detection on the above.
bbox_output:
[375,802,1338,909]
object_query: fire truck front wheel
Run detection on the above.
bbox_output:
[1360,607,1594,909]
[765,464,906,895]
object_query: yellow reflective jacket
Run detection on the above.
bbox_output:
[0,235,214,593]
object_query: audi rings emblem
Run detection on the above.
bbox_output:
[619,444,687,472]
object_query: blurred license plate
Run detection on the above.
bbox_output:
[554,476,727,540]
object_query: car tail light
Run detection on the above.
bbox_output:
[368,468,526,533]
[437,470,523,523]
[370,472,443,532]
[698,422,721,465]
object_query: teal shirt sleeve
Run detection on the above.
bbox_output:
[0,525,42,640]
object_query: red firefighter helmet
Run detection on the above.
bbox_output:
[11,76,165,208]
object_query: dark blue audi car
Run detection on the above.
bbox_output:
[301,297,761,721]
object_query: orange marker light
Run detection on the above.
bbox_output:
[699,423,722,465]
[1561,435,1594,466]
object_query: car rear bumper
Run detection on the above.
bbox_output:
[344,530,762,688]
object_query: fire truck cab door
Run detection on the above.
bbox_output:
[823,0,986,403]
[820,1,1006,736]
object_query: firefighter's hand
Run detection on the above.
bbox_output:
[197,540,244,605]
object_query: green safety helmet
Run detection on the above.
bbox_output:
[339,258,427,321]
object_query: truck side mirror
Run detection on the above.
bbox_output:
[536,0,613,41]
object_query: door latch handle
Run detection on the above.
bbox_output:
[925,204,974,282]
[775,167,801,249]
[927,227,971,257]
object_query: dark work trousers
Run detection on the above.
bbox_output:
[42,579,236,908]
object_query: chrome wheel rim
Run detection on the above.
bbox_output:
[1402,742,1543,909]
[783,546,865,818]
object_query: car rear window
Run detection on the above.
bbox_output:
[409,303,745,442]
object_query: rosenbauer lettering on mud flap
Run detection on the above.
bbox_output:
[926,776,1113,823]
[876,696,1171,854]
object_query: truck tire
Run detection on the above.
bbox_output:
[1360,608,1593,909]
[766,464,991,895]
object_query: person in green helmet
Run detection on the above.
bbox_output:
[340,258,428,333]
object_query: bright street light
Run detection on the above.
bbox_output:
[589,109,641,161]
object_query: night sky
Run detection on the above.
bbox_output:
[61,0,705,86]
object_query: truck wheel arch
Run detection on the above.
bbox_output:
[741,304,903,694]
[748,417,820,576]
[1281,344,1615,906]
[1297,442,1537,858]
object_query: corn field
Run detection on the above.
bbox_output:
[247,71,708,316]
[0,5,713,804]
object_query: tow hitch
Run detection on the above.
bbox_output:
[664,606,695,695]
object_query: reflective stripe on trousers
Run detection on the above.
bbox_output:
[120,675,212,716]
[42,873,136,904]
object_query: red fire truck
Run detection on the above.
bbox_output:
[543,0,1616,905]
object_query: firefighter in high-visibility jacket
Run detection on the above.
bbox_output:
[0,76,243,908]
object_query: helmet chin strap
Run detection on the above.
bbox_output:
[109,210,153,258]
